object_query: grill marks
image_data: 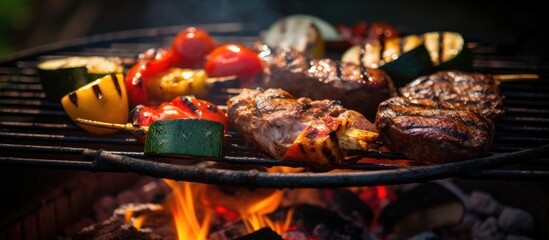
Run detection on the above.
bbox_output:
[376,97,495,163]
[180,96,201,114]
[92,85,103,100]
[400,71,505,120]
[67,74,122,107]
[69,92,78,107]
[226,88,378,165]
[438,32,444,64]
[262,47,395,119]
[358,44,370,80]
[111,74,122,96]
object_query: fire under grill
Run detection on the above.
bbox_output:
[1,23,549,189]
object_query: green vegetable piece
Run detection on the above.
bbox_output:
[144,119,224,159]
[38,56,123,101]
[38,66,89,102]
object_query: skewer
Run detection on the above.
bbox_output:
[493,74,539,81]
[74,118,148,133]
[205,75,238,85]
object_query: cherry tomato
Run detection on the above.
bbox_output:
[125,48,175,106]
[172,27,217,69]
[204,44,263,88]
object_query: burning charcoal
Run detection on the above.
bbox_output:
[112,203,164,220]
[379,182,464,240]
[330,188,374,226]
[498,207,534,234]
[284,230,308,240]
[72,217,162,240]
[472,217,505,240]
[289,204,363,240]
[468,191,505,216]
[234,227,284,240]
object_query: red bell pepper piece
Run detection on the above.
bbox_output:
[130,95,229,143]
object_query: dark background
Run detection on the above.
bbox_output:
[1,0,549,58]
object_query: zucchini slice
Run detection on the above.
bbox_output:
[422,31,473,71]
[61,73,128,135]
[263,15,326,58]
[341,31,472,87]
[144,119,224,159]
[342,36,433,87]
[38,56,123,101]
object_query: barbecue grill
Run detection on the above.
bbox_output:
[1,23,549,189]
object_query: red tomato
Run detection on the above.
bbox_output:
[172,27,217,69]
[204,44,263,88]
[125,48,175,106]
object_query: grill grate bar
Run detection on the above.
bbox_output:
[0,121,79,130]
[0,132,140,144]
[0,157,95,171]
[0,108,67,117]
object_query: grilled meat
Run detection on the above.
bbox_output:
[400,71,505,120]
[227,88,379,165]
[259,45,396,120]
[375,97,495,164]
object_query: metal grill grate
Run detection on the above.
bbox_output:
[1,24,549,188]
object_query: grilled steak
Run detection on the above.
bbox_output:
[399,71,505,120]
[375,97,495,163]
[227,88,378,165]
[260,46,396,120]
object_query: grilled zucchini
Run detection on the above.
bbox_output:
[38,56,123,101]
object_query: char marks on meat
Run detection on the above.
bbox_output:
[227,88,378,165]
[375,97,495,164]
[400,71,505,120]
[261,47,396,120]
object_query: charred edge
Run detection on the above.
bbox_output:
[181,96,201,114]
[298,142,307,155]
[379,40,386,64]
[92,84,103,100]
[69,92,78,107]
[401,125,468,142]
[359,44,369,80]
[110,74,122,96]
[438,32,444,64]
[206,104,218,113]
[321,142,337,164]
[328,130,338,142]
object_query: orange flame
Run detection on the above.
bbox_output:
[163,179,213,240]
